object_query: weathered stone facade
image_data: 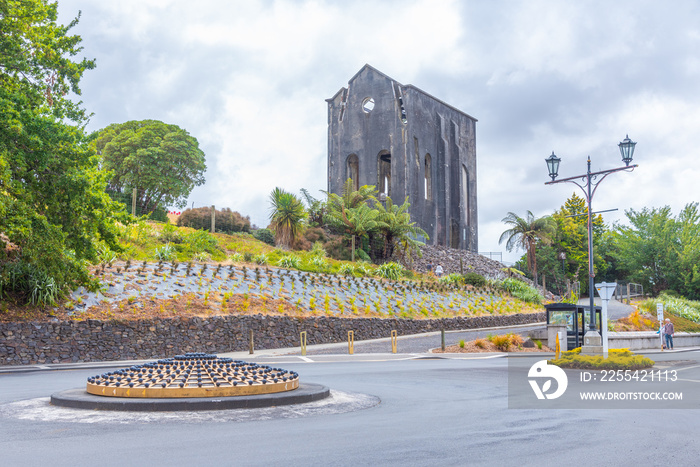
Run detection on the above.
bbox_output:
[327,64,478,251]
[0,312,544,366]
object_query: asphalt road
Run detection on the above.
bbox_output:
[578,297,635,320]
[1,347,699,466]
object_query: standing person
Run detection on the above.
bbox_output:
[664,318,674,350]
[427,261,433,275]
[435,264,444,278]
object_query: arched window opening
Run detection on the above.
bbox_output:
[378,152,391,196]
[424,154,432,201]
[346,154,359,191]
[462,165,469,223]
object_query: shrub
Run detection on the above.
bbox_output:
[439,273,464,286]
[375,262,405,281]
[177,207,251,234]
[490,334,512,351]
[28,271,59,306]
[153,243,176,261]
[252,228,275,246]
[277,255,301,269]
[550,348,654,369]
[338,264,355,275]
[243,252,253,262]
[0,262,63,307]
[304,227,326,244]
[193,252,211,262]
[254,253,269,265]
[308,256,329,271]
[459,340,465,348]
[310,241,327,258]
[355,248,371,262]
[642,293,700,323]
[96,243,117,265]
[159,223,183,244]
[487,333,523,351]
[229,252,243,262]
[497,278,543,304]
[354,262,372,277]
[474,338,487,349]
[463,272,487,288]
[324,235,351,261]
[182,230,220,256]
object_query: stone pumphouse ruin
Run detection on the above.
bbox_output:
[326,64,478,251]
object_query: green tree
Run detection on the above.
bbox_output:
[0,1,121,305]
[300,188,326,227]
[675,203,700,298]
[499,211,555,285]
[268,187,307,249]
[374,196,428,263]
[609,204,700,298]
[549,193,606,291]
[92,120,207,214]
[324,179,379,261]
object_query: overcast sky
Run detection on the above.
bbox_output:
[57,0,699,263]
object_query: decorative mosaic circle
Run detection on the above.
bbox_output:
[86,353,299,398]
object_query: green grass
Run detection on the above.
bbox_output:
[639,292,700,324]
[107,220,549,318]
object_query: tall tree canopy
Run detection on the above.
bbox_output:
[499,210,555,284]
[608,203,700,298]
[0,0,121,305]
[92,120,207,213]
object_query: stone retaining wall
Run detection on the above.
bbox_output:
[0,312,545,366]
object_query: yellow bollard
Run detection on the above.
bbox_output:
[348,330,354,355]
[391,330,398,354]
[300,331,307,356]
[555,332,560,360]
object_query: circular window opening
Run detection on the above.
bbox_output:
[362,97,375,113]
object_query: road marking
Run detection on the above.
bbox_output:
[673,364,700,373]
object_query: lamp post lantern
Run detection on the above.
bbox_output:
[545,135,637,355]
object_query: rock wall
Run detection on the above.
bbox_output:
[413,245,508,278]
[0,312,545,366]
[412,245,555,299]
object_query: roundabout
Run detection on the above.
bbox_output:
[50,352,331,411]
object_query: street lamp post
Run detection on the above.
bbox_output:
[545,135,637,355]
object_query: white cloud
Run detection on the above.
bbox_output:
[57,0,700,264]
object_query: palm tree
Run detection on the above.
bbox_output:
[324,179,380,260]
[499,211,555,285]
[375,196,428,263]
[324,178,378,214]
[345,204,385,261]
[299,188,325,227]
[268,187,307,249]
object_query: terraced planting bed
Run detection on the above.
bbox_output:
[60,261,541,321]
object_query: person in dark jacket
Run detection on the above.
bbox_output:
[664,318,674,350]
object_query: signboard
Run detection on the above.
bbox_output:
[595,282,616,301]
[657,303,664,323]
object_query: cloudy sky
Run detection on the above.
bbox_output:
[57,0,699,263]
